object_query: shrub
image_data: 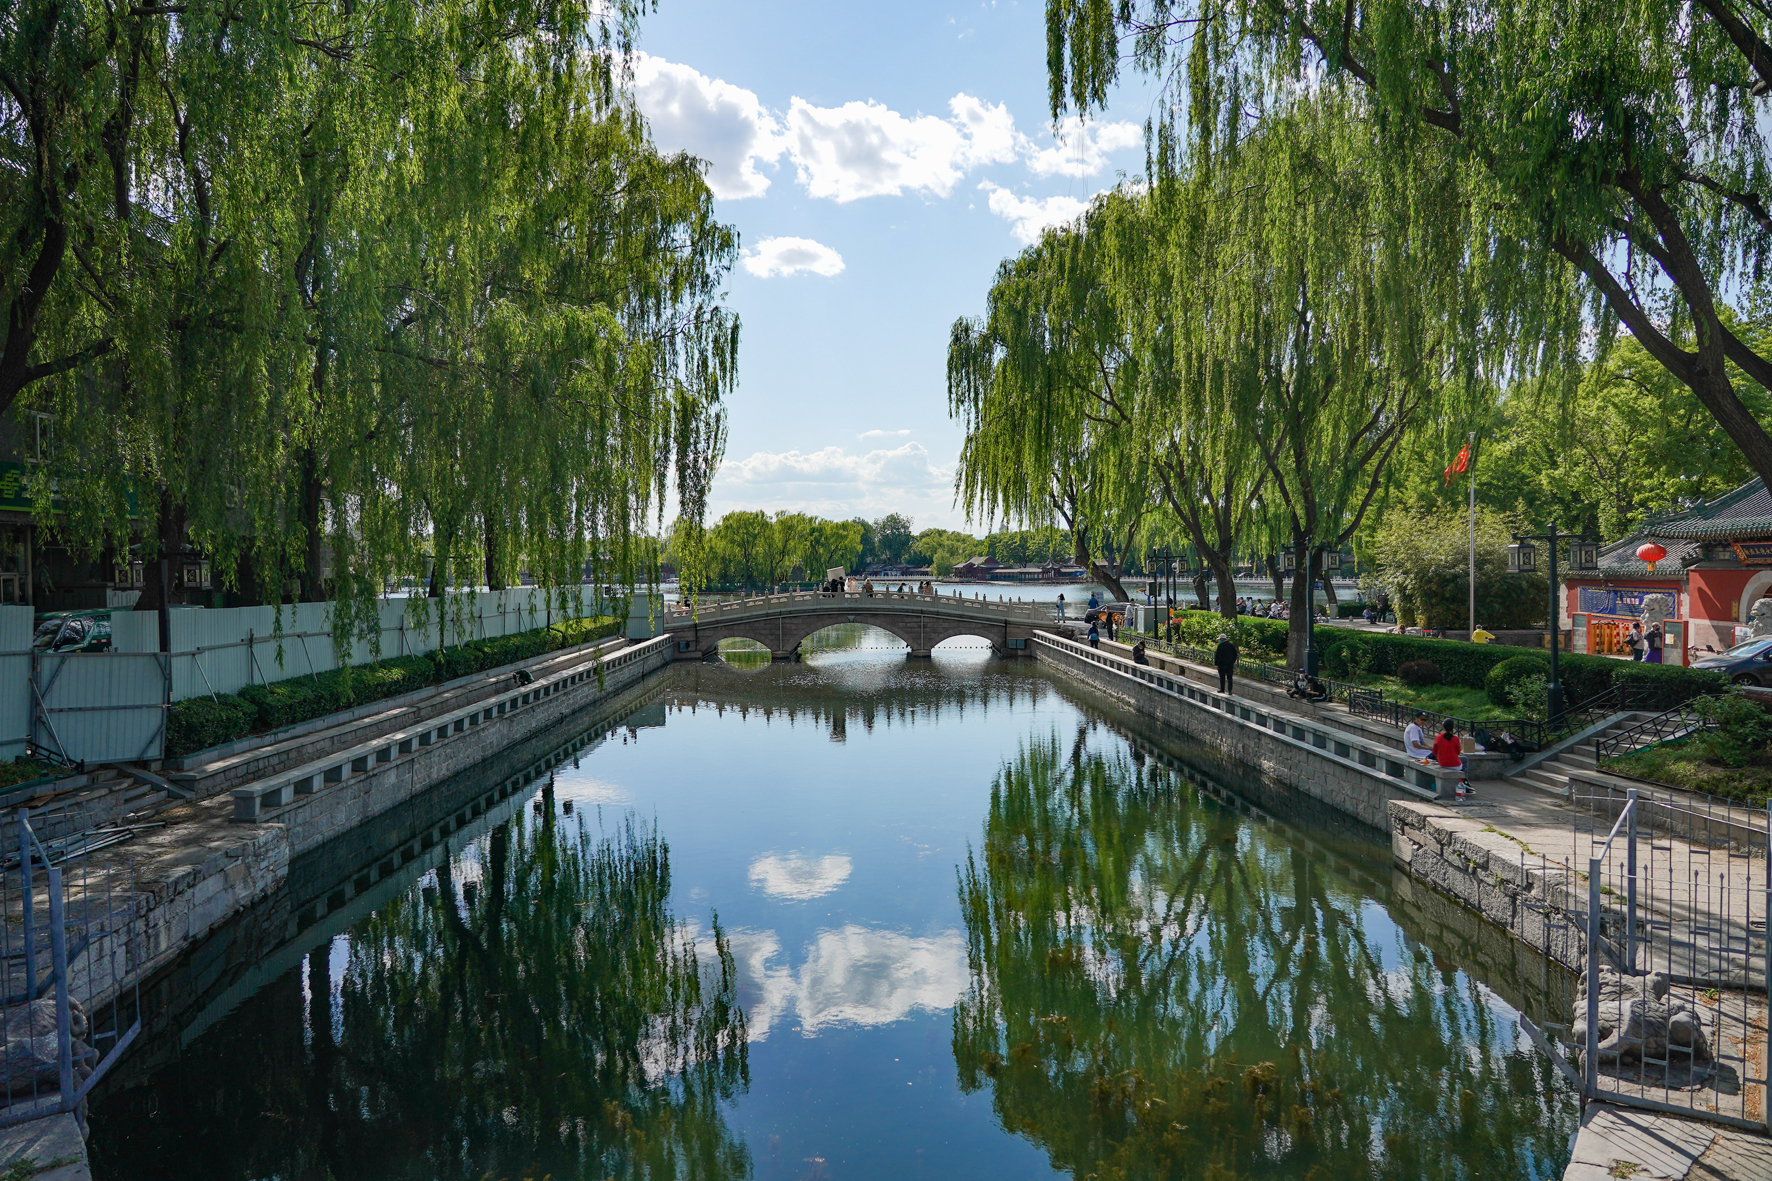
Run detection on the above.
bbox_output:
[1397,660,1441,686]
[166,694,260,756]
[1356,633,1521,688]
[1165,611,1288,661]
[1689,692,1772,767]
[166,614,620,757]
[1322,636,1372,681]
[1485,654,1551,706]
[1506,673,1551,722]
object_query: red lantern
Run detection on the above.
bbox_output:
[1636,542,1668,573]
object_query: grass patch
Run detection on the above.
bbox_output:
[1347,675,1519,721]
[1604,739,1772,807]
[0,759,76,792]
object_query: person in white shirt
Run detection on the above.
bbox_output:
[1404,712,1434,762]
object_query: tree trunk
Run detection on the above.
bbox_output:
[1321,564,1339,613]
[298,447,326,602]
[1286,537,1315,668]
[1268,555,1284,604]
[134,493,186,615]
[1210,557,1238,619]
[483,516,504,591]
[1192,572,1211,610]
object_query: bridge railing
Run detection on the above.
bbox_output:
[663,590,1058,625]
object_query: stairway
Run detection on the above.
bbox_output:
[1505,714,1645,798]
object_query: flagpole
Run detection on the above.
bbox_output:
[1468,431,1477,639]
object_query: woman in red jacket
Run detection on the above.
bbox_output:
[1432,719,1473,797]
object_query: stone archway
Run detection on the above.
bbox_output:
[1741,569,1772,622]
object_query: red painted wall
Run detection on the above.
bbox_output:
[1689,567,1754,622]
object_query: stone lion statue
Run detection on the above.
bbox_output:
[1639,594,1675,627]
[1748,596,1772,638]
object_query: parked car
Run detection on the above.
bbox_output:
[1692,636,1772,686]
[32,610,113,653]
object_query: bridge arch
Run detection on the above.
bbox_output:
[674,609,1031,660]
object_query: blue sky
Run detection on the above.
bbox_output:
[633,0,1158,531]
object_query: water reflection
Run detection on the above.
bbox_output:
[727,925,969,1041]
[748,853,853,900]
[953,733,1577,1180]
[90,804,750,1181]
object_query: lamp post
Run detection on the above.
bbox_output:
[1508,524,1600,724]
[1149,550,1182,632]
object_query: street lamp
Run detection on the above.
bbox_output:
[1510,523,1598,725]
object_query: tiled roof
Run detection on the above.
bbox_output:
[1641,477,1772,541]
[1594,532,1701,577]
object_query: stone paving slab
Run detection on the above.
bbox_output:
[0,1112,90,1181]
[1564,1103,1772,1180]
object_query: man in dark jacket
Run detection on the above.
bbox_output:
[1213,633,1238,694]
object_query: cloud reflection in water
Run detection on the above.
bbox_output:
[722,925,968,1040]
[748,852,853,900]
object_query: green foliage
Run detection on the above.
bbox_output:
[1164,610,1287,660]
[165,616,617,757]
[1043,0,1772,497]
[1486,655,1552,706]
[1689,694,1772,768]
[2,0,736,638]
[165,695,263,761]
[872,513,915,565]
[1506,674,1552,723]
[1322,635,1373,680]
[1580,659,1730,712]
[1358,634,1522,688]
[1365,506,1547,629]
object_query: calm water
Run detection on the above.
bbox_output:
[89,641,1576,1179]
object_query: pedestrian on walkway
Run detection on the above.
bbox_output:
[1626,622,1645,661]
[1213,633,1238,694]
[1646,622,1665,664]
[1088,620,1101,648]
[1057,593,1066,621]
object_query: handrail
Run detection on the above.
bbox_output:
[1594,697,1718,765]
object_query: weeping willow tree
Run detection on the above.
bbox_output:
[1,0,734,644]
[1045,0,1772,497]
[951,98,1473,647]
[953,733,1578,1179]
[948,198,1156,603]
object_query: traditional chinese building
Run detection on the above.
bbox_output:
[1563,476,1772,665]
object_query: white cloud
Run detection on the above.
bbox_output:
[784,93,1020,202]
[741,236,845,279]
[979,181,1093,244]
[632,54,784,199]
[723,441,950,492]
[1025,116,1142,178]
[857,429,910,440]
[748,853,853,900]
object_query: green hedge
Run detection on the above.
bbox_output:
[1485,654,1551,706]
[1163,611,1728,710]
[166,615,620,758]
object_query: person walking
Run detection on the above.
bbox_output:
[1213,632,1239,694]
[1087,620,1101,648]
[1057,592,1067,621]
[1646,622,1664,664]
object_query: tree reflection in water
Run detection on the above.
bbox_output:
[93,797,750,1181]
[953,733,1575,1180]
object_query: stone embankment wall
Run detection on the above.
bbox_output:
[76,638,671,1013]
[1387,800,1586,972]
[1032,632,1455,829]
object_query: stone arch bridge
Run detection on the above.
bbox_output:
[663,589,1057,660]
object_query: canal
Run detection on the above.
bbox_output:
[87,639,1578,1179]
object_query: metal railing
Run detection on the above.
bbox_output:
[1,803,141,1129]
[1553,784,1770,1132]
[1596,698,1720,766]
